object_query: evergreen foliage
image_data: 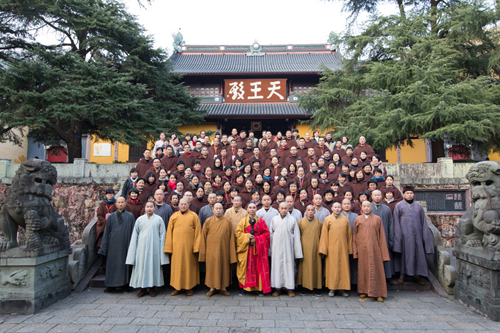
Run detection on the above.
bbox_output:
[301,1,500,160]
[0,0,203,162]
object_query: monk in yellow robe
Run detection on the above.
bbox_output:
[199,203,237,297]
[319,202,352,297]
[225,196,248,232]
[235,203,271,295]
[297,205,323,296]
[164,198,201,296]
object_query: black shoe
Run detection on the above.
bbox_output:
[103,287,116,293]
[313,289,322,297]
[299,288,310,296]
[239,290,248,296]
[258,292,264,297]
[121,285,131,293]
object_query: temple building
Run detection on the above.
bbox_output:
[15,36,497,164]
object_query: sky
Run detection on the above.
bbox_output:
[122,0,400,52]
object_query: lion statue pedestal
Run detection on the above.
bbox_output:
[0,159,71,314]
[454,161,500,321]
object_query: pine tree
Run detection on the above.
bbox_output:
[300,1,500,161]
[0,0,203,162]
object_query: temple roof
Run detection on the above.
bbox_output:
[200,102,308,118]
[170,52,343,74]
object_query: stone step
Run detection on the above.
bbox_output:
[90,275,106,288]
[387,280,432,291]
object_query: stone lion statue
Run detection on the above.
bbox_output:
[0,159,70,251]
[458,161,500,249]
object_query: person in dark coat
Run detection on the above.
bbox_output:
[121,168,139,198]
[96,188,117,248]
[393,186,435,285]
[126,188,144,219]
[98,197,136,292]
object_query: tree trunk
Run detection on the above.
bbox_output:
[396,0,406,19]
[66,136,82,163]
[430,0,440,34]
[431,138,445,163]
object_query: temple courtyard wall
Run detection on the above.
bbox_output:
[0,157,470,247]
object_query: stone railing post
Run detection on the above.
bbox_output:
[73,158,86,178]
[0,159,12,182]
[438,157,454,178]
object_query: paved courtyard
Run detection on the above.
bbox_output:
[1,286,499,332]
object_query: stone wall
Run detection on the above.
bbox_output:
[0,182,121,245]
[0,157,473,246]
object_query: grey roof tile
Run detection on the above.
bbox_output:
[200,103,308,117]
[170,53,342,74]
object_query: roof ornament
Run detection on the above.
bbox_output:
[327,31,340,52]
[172,28,185,54]
[247,40,265,57]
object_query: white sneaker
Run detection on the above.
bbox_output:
[328,290,335,297]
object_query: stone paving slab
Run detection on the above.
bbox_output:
[1,287,500,332]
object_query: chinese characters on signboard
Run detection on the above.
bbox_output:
[224,79,287,102]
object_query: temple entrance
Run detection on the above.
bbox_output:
[219,119,293,138]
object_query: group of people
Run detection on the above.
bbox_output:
[96,129,435,301]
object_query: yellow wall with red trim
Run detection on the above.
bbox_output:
[295,124,428,163]
[295,124,329,137]
[178,122,218,138]
[88,137,130,163]
[385,139,428,163]
[489,152,500,161]
[87,122,218,163]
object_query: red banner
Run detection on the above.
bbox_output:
[224,79,287,102]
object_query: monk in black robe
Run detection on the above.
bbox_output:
[98,197,136,292]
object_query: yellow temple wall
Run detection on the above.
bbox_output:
[88,138,131,164]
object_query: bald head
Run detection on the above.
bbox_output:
[179,198,189,212]
[361,200,372,215]
[279,202,289,217]
[332,202,342,215]
[313,194,322,207]
[116,196,126,210]
[371,190,383,204]
[213,202,224,217]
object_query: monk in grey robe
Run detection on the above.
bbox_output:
[126,201,169,298]
[313,194,330,223]
[393,186,435,284]
[285,196,303,222]
[198,193,217,227]
[270,202,303,297]
[154,190,173,228]
[371,190,394,279]
[98,197,135,292]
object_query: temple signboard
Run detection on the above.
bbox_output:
[224,79,287,102]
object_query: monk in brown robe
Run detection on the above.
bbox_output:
[320,202,352,297]
[164,198,201,296]
[297,205,323,296]
[353,201,390,302]
[199,203,237,297]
